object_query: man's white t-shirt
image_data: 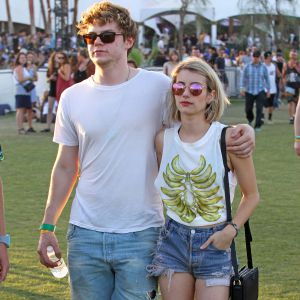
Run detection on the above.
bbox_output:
[54,69,170,233]
[264,63,277,94]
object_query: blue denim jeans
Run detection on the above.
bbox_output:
[67,224,160,300]
[148,217,232,286]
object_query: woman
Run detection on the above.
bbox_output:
[26,51,38,130]
[73,48,94,83]
[13,52,35,134]
[148,58,260,300]
[41,51,58,132]
[56,51,73,102]
[163,50,180,77]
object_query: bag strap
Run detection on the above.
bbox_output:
[220,127,254,280]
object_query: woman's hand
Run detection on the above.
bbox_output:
[200,225,236,250]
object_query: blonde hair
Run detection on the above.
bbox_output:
[168,57,230,124]
[77,1,137,40]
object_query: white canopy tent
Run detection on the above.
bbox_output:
[1,0,299,31]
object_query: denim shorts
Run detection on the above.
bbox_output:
[147,217,232,286]
[67,224,161,300]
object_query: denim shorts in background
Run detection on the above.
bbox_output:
[67,224,161,300]
[147,217,233,287]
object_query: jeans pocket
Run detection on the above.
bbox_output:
[66,224,77,241]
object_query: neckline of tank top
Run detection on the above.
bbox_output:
[175,122,215,146]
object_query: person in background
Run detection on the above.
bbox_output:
[56,51,73,102]
[282,49,300,124]
[294,101,300,155]
[163,50,180,77]
[13,52,35,134]
[37,2,255,299]
[148,57,259,300]
[41,52,58,132]
[263,51,278,124]
[127,59,138,68]
[73,48,95,83]
[26,51,38,131]
[240,50,270,132]
[0,146,10,282]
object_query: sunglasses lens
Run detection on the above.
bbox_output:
[100,32,116,43]
[83,33,96,45]
[172,82,185,96]
[189,83,203,96]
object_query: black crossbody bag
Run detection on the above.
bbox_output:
[220,127,259,300]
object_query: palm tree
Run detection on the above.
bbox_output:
[5,0,14,34]
[178,0,208,59]
[72,0,79,35]
[40,0,50,34]
[46,0,52,35]
[28,0,36,35]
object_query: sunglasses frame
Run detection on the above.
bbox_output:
[172,82,205,96]
[82,31,124,45]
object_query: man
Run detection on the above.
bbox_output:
[263,51,279,123]
[0,145,10,282]
[282,49,300,124]
[241,50,270,131]
[37,2,255,299]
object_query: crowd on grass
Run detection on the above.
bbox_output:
[1,27,299,132]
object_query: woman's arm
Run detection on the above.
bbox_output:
[201,137,259,250]
[58,64,71,81]
[15,66,28,83]
[155,129,165,167]
[294,98,300,156]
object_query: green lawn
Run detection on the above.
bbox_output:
[0,99,299,299]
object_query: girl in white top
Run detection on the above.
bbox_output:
[150,58,260,300]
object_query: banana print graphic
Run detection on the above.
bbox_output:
[161,154,224,223]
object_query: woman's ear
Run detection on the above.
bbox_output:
[207,90,216,104]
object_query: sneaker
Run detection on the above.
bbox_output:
[18,128,26,135]
[266,120,273,124]
[40,128,51,132]
[27,127,36,133]
[255,127,262,132]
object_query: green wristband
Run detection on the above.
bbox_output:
[295,136,300,139]
[39,223,56,232]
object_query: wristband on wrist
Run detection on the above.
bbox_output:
[228,222,239,237]
[40,230,54,234]
[39,223,56,232]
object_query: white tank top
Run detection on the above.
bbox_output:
[155,122,237,227]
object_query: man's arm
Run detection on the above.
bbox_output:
[226,124,255,158]
[294,99,300,156]
[37,144,78,268]
[0,177,9,282]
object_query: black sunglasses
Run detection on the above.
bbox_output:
[82,32,124,45]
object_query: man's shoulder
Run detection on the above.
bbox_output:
[139,68,171,85]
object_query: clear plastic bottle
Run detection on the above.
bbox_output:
[47,246,68,278]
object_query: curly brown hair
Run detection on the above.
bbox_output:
[77,1,137,40]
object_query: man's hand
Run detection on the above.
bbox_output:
[0,244,9,282]
[37,232,61,268]
[227,124,255,158]
[295,142,300,156]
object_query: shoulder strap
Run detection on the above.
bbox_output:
[220,126,255,280]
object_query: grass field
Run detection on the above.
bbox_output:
[0,99,299,300]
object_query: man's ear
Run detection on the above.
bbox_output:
[126,37,135,50]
